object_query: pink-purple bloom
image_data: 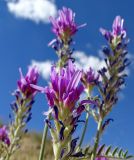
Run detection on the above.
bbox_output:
[98,15,130,117]
[112,16,126,37]
[48,61,83,110]
[0,126,10,146]
[82,67,100,89]
[18,66,39,97]
[50,7,86,42]
[32,61,84,111]
[100,16,126,42]
[96,157,108,160]
[9,66,39,152]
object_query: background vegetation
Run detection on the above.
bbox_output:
[11,133,54,160]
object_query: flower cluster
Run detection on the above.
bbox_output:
[96,158,108,160]
[100,16,126,44]
[49,7,86,68]
[11,66,39,124]
[97,16,130,118]
[46,60,83,110]
[81,67,100,92]
[0,126,10,159]
[0,126,10,146]
[50,7,85,43]
[18,67,39,98]
[6,66,39,159]
[31,61,87,159]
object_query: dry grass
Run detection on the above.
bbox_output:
[11,133,54,160]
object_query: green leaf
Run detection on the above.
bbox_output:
[84,146,90,154]
[94,145,133,160]
[112,147,119,156]
[105,146,112,155]
[126,155,134,159]
[118,149,123,157]
[97,144,105,156]
[124,150,128,158]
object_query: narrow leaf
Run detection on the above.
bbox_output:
[105,146,112,155]
[124,150,128,158]
[84,146,90,154]
[126,155,134,159]
[112,147,119,157]
[118,149,123,157]
[97,144,105,155]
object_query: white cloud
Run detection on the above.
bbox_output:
[7,0,57,23]
[30,51,106,80]
[98,49,105,59]
[31,60,52,79]
[74,51,106,71]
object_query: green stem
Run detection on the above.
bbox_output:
[39,115,50,160]
[5,154,10,160]
[5,102,27,160]
[78,106,90,149]
[77,90,91,150]
[91,119,103,160]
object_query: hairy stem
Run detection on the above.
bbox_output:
[5,102,27,160]
[39,115,50,160]
[77,90,91,150]
[91,119,103,160]
[78,106,90,149]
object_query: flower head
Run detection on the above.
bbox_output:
[112,16,126,37]
[100,16,126,43]
[98,15,130,117]
[50,7,86,42]
[17,66,39,97]
[9,67,39,155]
[49,61,84,111]
[96,157,108,160]
[0,126,10,146]
[82,67,99,91]
[32,61,84,112]
[30,61,85,159]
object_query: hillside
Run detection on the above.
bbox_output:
[11,133,54,160]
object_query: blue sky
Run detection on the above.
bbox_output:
[0,0,134,154]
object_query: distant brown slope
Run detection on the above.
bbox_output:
[11,133,54,160]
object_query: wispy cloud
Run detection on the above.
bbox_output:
[7,0,57,23]
[30,51,106,80]
[31,60,52,80]
[74,51,106,71]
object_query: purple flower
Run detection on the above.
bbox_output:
[18,66,39,97]
[0,126,10,146]
[50,7,86,42]
[99,16,130,117]
[82,67,99,90]
[50,61,84,111]
[99,28,113,42]
[9,67,39,153]
[31,61,84,111]
[112,16,126,37]
[100,16,126,43]
[96,157,108,160]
